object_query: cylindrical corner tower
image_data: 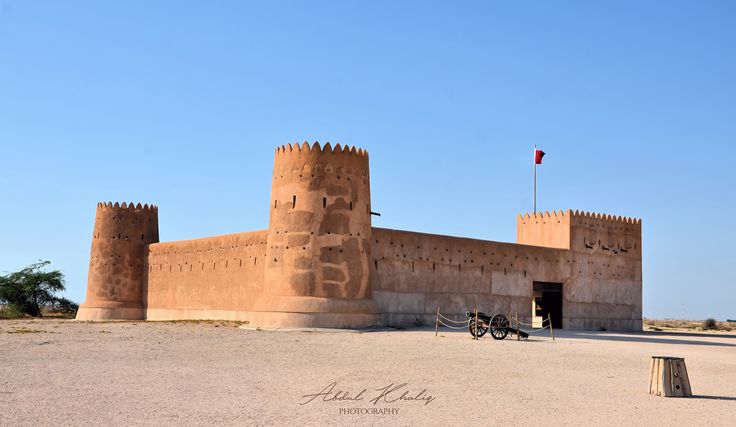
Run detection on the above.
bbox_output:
[76,202,159,320]
[260,142,379,327]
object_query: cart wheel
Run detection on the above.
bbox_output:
[468,318,489,338]
[490,314,509,340]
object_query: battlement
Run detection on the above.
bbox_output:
[518,210,568,222]
[272,142,370,183]
[568,210,640,226]
[275,141,368,158]
[518,209,640,225]
[97,201,158,211]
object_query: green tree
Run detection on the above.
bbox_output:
[0,261,78,317]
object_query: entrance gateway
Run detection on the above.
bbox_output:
[532,282,563,329]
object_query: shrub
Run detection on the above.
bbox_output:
[702,318,718,330]
[0,304,26,319]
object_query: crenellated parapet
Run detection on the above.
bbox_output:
[519,209,640,223]
[567,210,641,257]
[275,141,368,157]
[568,210,640,226]
[76,201,160,320]
[272,142,370,185]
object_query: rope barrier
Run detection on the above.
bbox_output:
[434,307,471,331]
[437,318,470,329]
[512,313,555,340]
[515,320,539,327]
[437,313,469,324]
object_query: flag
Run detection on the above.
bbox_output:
[534,149,545,165]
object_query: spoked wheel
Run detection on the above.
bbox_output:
[490,314,509,340]
[468,318,489,338]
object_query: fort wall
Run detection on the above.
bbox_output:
[371,228,569,327]
[371,220,642,330]
[144,230,268,320]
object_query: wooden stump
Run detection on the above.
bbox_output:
[649,356,692,397]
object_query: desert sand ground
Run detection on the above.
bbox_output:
[0,319,734,426]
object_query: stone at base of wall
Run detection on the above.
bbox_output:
[76,294,381,327]
[145,308,380,329]
[76,306,145,321]
[565,317,643,332]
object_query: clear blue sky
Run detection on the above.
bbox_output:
[1,1,734,320]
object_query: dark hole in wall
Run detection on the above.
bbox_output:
[533,282,563,329]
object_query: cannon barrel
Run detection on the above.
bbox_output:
[465,310,492,322]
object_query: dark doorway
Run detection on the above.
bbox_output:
[533,282,563,329]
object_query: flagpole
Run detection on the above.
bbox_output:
[533,145,537,214]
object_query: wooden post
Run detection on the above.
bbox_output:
[649,356,692,397]
[474,307,479,340]
[435,306,440,337]
[548,314,555,341]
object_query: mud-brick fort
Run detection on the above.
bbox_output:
[77,143,643,331]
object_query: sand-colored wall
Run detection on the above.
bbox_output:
[371,224,642,331]
[564,212,642,330]
[144,230,268,319]
[370,228,570,327]
[138,224,641,330]
[79,207,641,330]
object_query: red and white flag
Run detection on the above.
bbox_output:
[534,148,545,165]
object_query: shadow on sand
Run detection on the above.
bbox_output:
[558,330,736,348]
[372,326,736,348]
[692,395,736,401]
